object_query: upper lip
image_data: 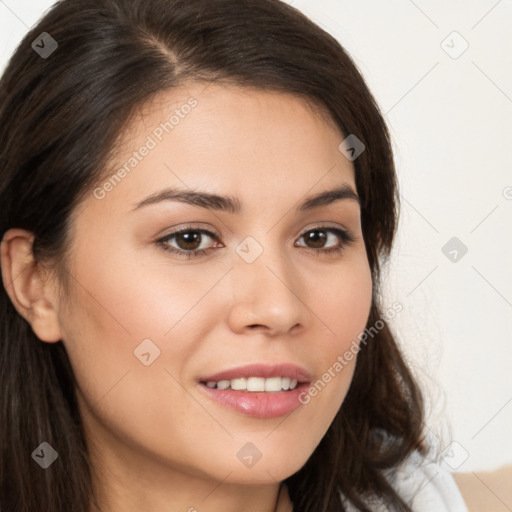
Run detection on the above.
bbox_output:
[199,363,312,383]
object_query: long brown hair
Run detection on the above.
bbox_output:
[0,1,425,510]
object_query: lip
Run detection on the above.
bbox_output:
[197,363,312,419]
[199,363,312,383]
[198,382,310,418]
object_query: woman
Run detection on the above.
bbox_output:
[0,0,468,510]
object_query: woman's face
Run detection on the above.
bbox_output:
[56,82,372,487]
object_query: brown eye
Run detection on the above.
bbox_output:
[303,229,328,249]
[157,227,220,257]
[174,231,203,251]
[296,227,355,255]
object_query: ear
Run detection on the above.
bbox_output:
[0,228,62,343]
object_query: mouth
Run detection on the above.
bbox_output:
[198,362,311,391]
[197,363,312,418]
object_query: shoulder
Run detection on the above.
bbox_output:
[339,450,469,511]
[383,450,469,512]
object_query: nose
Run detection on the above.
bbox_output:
[226,243,309,337]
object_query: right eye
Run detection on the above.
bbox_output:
[156,226,222,258]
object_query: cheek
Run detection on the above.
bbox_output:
[297,255,373,424]
[61,233,212,348]
[57,256,208,470]
[315,252,373,353]
[56,244,180,409]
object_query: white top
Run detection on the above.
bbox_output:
[339,450,469,511]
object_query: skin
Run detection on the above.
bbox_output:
[1,82,373,512]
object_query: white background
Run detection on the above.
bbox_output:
[1,0,511,472]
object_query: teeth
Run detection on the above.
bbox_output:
[247,377,265,391]
[217,380,230,390]
[204,376,300,392]
[231,378,247,390]
[264,377,282,392]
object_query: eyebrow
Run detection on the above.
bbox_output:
[131,183,360,214]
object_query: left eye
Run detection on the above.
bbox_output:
[156,226,355,258]
[295,227,352,251]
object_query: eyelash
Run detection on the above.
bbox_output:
[156,224,356,259]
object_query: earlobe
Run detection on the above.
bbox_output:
[0,228,62,343]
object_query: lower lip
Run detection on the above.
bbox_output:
[198,382,309,418]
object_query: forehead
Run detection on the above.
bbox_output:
[91,82,356,215]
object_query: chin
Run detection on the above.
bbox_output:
[213,453,309,486]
